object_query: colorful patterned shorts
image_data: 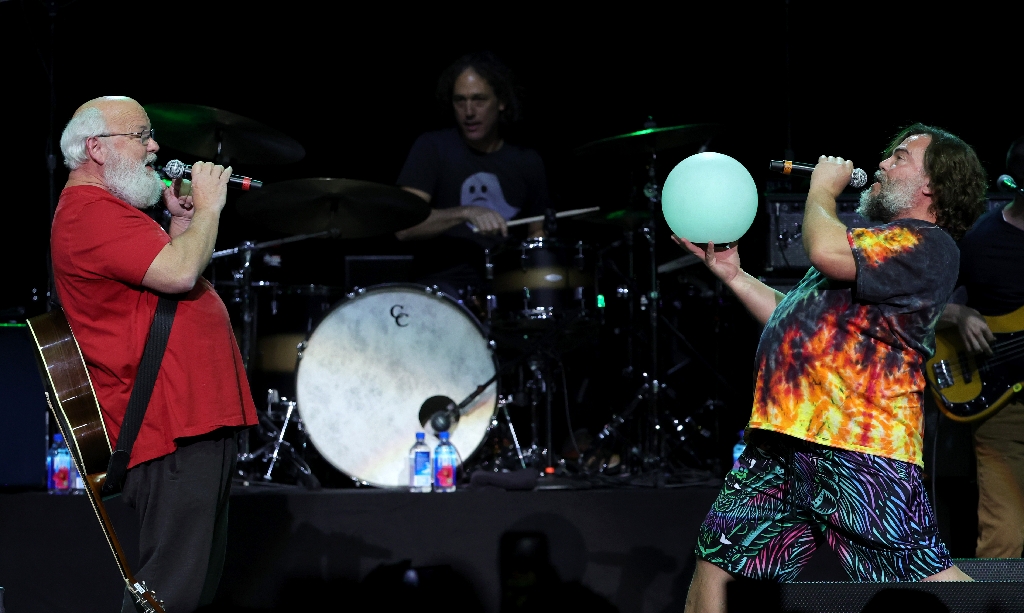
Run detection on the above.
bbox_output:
[697,430,952,581]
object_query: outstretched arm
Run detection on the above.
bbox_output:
[672,236,784,326]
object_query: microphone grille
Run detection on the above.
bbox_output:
[164,159,185,180]
[850,168,868,189]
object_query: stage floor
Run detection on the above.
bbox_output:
[1,484,728,613]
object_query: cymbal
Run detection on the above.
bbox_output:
[236,178,431,238]
[574,123,719,157]
[574,208,652,230]
[144,103,305,165]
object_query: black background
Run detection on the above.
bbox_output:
[3,0,1020,470]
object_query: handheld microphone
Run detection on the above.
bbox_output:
[158,159,262,190]
[770,160,868,189]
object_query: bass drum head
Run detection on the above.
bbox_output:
[296,284,496,487]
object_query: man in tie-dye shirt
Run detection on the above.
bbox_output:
[676,124,988,613]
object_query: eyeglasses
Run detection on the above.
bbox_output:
[96,128,155,145]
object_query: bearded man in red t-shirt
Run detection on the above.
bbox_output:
[52,96,257,612]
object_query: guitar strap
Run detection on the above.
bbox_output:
[101,296,178,499]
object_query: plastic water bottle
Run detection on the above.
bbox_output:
[47,433,73,495]
[409,432,432,493]
[433,431,458,492]
[732,430,747,471]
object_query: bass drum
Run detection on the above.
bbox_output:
[296,284,497,487]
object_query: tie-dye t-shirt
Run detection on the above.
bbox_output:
[749,219,958,466]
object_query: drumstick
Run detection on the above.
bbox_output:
[470,206,602,233]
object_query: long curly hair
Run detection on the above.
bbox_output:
[883,123,987,241]
[435,51,522,125]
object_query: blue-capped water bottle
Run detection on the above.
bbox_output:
[409,432,432,493]
[433,431,458,493]
[47,433,73,495]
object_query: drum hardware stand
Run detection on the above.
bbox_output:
[484,396,528,470]
[211,229,338,470]
[237,392,321,489]
[426,313,583,475]
[592,119,715,479]
[211,229,340,371]
[525,354,557,473]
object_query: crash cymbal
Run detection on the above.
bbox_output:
[236,178,431,238]
[144,103,305,165]
[574,123,719,157]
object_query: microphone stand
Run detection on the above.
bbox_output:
[428,311,583,473]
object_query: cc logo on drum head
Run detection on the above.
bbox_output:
[390,304,409,327]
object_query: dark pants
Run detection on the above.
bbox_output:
[121,429,237,613]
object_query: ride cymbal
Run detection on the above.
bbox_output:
[236,178,431,238]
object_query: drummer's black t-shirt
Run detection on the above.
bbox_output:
[397,129,550,286]
[958,207,1024,316]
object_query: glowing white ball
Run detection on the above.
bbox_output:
[661,152,758,244]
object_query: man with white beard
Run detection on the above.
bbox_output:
[675,124,987,612]
[51,96,257,612]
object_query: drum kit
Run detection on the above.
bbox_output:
[148,103,722,489]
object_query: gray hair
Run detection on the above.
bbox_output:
[60,107,108,170]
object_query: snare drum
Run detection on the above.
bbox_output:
[295,284,497,487]
[491,238,593,325]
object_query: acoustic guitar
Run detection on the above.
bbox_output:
[925,305,1024,423]
[27,308,165,613]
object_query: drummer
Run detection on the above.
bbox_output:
[396,51,550,298]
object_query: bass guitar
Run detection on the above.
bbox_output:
[27,308,165,613]
[925,305,1024,423]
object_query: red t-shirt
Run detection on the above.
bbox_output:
[51,186,256,467]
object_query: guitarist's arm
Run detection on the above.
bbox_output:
[939,303,995,355]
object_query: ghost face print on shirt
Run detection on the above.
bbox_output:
[460,172,520,220]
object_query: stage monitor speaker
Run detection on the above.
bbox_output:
[0,324,49,488]
[764,193,1015,274]
[727,558,1024,613]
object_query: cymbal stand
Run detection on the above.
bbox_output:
[211,229,337,475]
[211,229,340,371]
[584,134,668,475]
[640,143,663,468]
[525,355,556,472]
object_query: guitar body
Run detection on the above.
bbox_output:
[926,305,1024,423]
[27,308,165,613]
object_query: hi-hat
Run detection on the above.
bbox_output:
[575,123,719,157]
[144,103,305,164]
[236,178,431,238]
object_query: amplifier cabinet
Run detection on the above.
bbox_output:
[764,193,1014,273]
